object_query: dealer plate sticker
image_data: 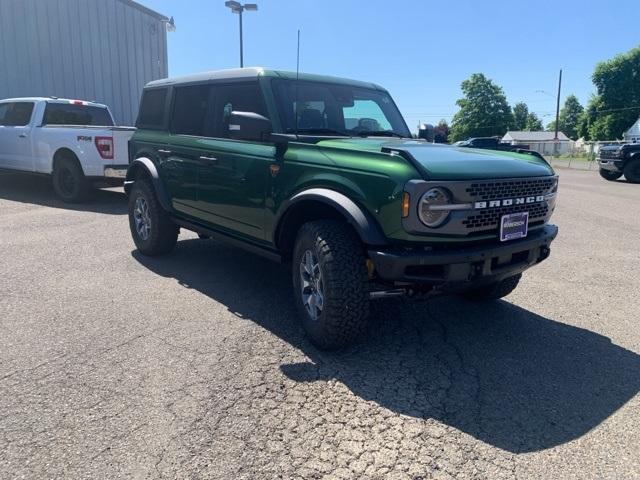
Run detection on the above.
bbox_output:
[500,212,529,242]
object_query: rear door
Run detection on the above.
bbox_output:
[0,101,35,170]
[164,83,215,218]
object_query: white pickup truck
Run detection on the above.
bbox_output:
[0,97,135,202]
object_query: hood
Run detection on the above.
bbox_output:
[316,138,555,180]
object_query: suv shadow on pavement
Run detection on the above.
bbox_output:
[132,238,640,454]
[0,171,127,215]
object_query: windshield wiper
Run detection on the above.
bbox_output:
[286,128,350,136]
[356,130,406,138]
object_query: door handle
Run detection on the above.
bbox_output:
[199,156,218,163]
[157,149,172,155]
[19,134,27,138]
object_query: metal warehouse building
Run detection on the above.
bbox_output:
[0,0,170,125]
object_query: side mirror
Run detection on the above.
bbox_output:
[228,111,272,142]
[418,124,435,142]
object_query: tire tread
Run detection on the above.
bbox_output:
[293,220,370,349]
[128,180,178,256]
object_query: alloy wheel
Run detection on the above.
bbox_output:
[133,196,152,241]
[299,249,324,320]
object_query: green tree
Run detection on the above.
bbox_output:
[582,46,640,140]
[513,102,529,130]
[449,73,514,141]
[558,95,584,139]
[525,112,543,131]
[546,119,556,132]
[546,95,584,139]
[577,99,599,140]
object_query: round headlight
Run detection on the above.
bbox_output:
[418,187,451,227]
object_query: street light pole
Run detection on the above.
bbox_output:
[239,8,243,67]
[225,1,258,68]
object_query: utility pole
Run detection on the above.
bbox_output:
[554,69,562,157]
[554,69,562,141]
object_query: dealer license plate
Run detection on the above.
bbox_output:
[500,212,529,242]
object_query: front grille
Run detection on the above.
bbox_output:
[598,150,620,159]
[463,202,549,229]
[466,178,556,201]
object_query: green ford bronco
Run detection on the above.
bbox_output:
[125,68,558,349]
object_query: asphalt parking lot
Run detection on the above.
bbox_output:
[0,168,639,479]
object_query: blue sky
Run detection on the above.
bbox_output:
[143,0,638,131]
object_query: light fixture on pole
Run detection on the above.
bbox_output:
[224,1,258,68]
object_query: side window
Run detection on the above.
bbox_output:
[297,100,327,129]
[0,102,34,126]
[212,83,267,139]
[170,84,212,137]
[0,104,10,124]
[137,88,167,129]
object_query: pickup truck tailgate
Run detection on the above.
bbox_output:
[111,127,136,166]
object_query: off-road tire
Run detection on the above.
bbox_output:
[461,273,522,301]
[623,160,640,183]
[128,180,178,256]
[292,220,370,350]
[599,169,622,181]
[52,157,91,203]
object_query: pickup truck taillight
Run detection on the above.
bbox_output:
[95,136,114,160]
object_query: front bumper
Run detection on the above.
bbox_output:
[598,158,623,172]
[369,224,558,285]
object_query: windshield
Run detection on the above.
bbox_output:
[272,79,411,138]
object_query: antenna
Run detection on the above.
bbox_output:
[294,29,300,139]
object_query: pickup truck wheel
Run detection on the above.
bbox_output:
[623,160,640,183]
[128,180,178,256]
[52,158,90,202]
[599,169,622,181]
[292,220,370,350]
[461,273,522,301]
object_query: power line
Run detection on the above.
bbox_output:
[595,105,640,114]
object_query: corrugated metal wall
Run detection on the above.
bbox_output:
[0,0,168,125]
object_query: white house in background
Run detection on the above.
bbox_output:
[501,131,572,155]
[624,117,640,143]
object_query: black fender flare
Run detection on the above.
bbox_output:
[124,158,172,212]
[274,188,388,247]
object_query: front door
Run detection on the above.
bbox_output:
[195,82,275,241]
[0,102,35,170]
[195,138,275,240]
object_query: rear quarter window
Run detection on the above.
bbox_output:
[43,103,114,126]
[137,88,168,129]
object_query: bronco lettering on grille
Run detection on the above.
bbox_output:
[474,195,545,209]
